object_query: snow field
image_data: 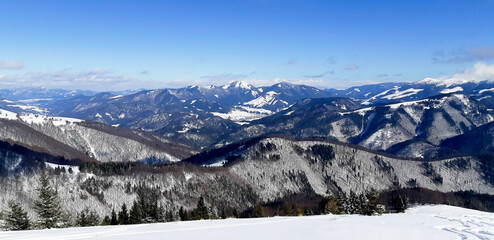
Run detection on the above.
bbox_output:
[1,205,493,240]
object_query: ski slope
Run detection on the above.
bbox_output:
[2,205,494,240]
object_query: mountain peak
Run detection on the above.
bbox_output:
[273,81,296,88]
[417,77,490,87]
[221,80,253,90]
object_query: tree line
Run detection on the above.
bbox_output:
[0,170,222,231]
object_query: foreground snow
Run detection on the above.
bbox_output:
[2,205,494,240]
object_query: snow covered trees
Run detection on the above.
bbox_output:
[34,170,63,229]
[191,196,210,220]
[319,189,384,216]
[76,208,101,227]
[2,201,31,231]
[362,189,384,216]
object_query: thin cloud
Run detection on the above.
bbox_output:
[304,70,334,78]
[201,72,254,82]
[141,70,149,75]
[0,68,133,90]
[344,64,359,71]
[0,60,24,70]
[432,46,494,63]
[376,73,389,78]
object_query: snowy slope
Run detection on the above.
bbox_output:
[1,205,493,240]
[0,108,192,165]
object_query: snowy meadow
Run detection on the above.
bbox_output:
[1,205,493,240]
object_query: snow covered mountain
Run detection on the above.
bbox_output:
[2,136,493,220]
[41,81,331,148]
[0,108,194,175]
[3,78,494,153]
[214,93,494,158]
[326,79,494,105]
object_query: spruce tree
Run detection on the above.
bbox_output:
[129,201,142,224]
[76,208,100,227]
[118,204,129,225]
[102,216,111,225]
[110,209,118,225]
[165,210,174,222]
[2,201,31,231]
[392,195,409,213]
[220,208,227,219]
[34,170,62,229]
[337,193,349,214]
[156,204,165,222]
[178,206,188,221]
[362,189,383,216]
[196,196,209,219]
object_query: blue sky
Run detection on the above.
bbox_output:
[0,0,493,91]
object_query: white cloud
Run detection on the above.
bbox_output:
[420,62,494,86]
[0,68,133,90]
[0,60,24,70]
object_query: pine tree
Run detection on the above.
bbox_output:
[129,201,142,224]
[220,208,227,219]
[196,196,209,220]
[102,216,111,225]
[110,209,118,225]
[178,206,188,221]
[118,204,129,225]
[165,210,174,222]
[392,195,409,213]
[76,208,100,227]
[156,204,165,222]
[2,201,31,231]
[362,189,384,216]
[336,193,349,214]
[34,170,63,229]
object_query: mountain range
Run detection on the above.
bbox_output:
[2,78,494,218]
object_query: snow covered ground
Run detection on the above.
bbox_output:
[2,205,494,240]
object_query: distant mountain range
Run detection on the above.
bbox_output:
[1,78,494,156]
